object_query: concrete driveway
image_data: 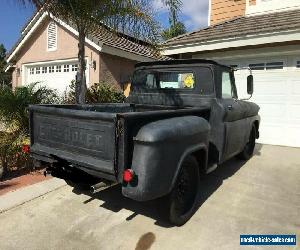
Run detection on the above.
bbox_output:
[0,145,299,250]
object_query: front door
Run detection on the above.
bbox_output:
[219,70,247,160]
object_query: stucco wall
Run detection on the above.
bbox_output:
[210,0,247,25]
[98,53,137,90]
[11,18,100,88]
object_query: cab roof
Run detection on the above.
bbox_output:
[135,59,230,69]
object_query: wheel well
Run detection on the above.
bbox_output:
[192,148,207,176]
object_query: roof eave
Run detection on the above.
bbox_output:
[4,64,16,73]
[162,29,300,56]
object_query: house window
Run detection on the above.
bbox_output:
[47,22,57,51]
[36,67,40,74]
[56,65,62,72]
[249,61,284,71]
[42,67,47,74]
[49,66,55,73]
[29,68,34,75]
[249,63,265,71]
[71,64,78,72]
[64,64,69,72]
[266,62,283,70]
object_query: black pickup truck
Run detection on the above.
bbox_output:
[29,59,260,225]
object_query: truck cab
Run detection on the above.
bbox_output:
[129,60,259,164]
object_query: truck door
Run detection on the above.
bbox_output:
[219,70,247,160]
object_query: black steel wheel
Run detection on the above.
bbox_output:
[161,155,200,226]
[237,124,256,160]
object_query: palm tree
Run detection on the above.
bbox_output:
[162,0,186,40]
[163,0,182,27]
[17,0,159,104]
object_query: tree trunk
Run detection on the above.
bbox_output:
[75,29,87,104]
[171,10,177,27]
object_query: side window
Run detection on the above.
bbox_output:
[222,71,233,99]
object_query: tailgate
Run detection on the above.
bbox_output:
[29,105,117,176]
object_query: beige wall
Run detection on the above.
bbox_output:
[210,0,247,25]
[11,18,100,88]
[98,53,137,90]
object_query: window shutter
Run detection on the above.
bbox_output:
[47,22,57,51]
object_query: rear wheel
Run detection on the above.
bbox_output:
[160,155,200,226]
[237,124,256,160]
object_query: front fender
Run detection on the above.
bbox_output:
[122,116,210,201]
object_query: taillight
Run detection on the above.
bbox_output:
[22,144,30,154]
[123,169,135,183]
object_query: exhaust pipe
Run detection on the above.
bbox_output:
[90,182,117,194]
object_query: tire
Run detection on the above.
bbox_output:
[160,155,200,226]
[237,124,256,160]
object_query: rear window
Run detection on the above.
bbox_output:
[132,70,195,90]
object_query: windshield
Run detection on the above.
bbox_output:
[132,70,195,90]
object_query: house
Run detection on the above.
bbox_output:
[162,0,300,148]
[5,10,163,93]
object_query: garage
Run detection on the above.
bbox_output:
[23,59,89,93]
[220,56,300,148]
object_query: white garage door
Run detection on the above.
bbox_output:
[222,57,300,147]
[24,59,88,93]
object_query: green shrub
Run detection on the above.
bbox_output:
[63,81,125,104]
[86,82,125,103]
[0,83,59,179]
[0,83,60,134]
[0,132,31,179]
[62,80,76,104]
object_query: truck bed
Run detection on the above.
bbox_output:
[29,104,210,181]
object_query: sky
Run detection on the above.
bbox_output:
[0,0,209,52]
[153,0,209,31]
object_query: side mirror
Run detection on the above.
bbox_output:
[247,75,254,95]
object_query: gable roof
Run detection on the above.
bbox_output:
[87,24,164,61]
[163,9,300,52]
[7,10,167,63]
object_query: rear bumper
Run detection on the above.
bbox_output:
[31,147,117,182]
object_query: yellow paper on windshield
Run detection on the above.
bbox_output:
[183,74,194,88]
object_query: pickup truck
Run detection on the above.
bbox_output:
[29,59,260,226]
